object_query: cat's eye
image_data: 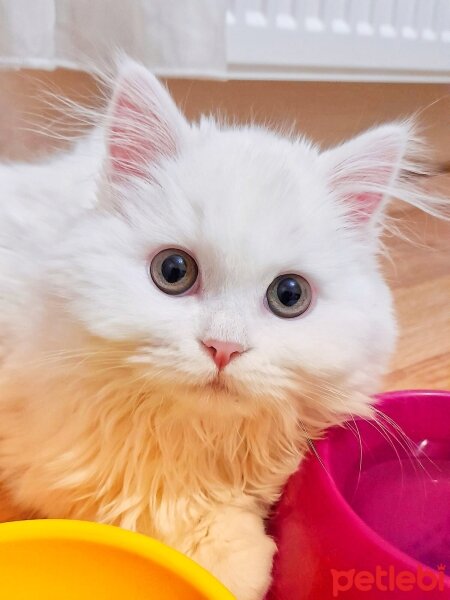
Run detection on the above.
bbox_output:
[266,274,312,318]
[150,249,198,295]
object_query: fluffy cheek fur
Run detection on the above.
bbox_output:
[46,120,398,433]
[51,203,395,430]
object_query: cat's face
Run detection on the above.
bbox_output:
[56,60,410,427]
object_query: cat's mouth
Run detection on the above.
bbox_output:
[200,370,240,396]
[208,375,229,393]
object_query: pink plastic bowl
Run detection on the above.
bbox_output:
[266,390,450,599]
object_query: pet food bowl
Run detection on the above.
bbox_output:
[0,519,235,600]
[267,390,450,599]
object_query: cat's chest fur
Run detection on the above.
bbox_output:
[0,359,303,539]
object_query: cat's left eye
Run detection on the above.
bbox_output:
[150,249,198,295]
[266,274,312,318]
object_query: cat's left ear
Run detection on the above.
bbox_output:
[319,123,416,226]
[104,58,189,182]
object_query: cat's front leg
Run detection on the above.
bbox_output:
[187,504,276,600]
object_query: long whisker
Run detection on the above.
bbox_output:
[373,408,436,481]
[347,416,364,488]
[298,419,331,478]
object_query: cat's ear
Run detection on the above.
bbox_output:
[104,58,189,182]
[319,123,417,225]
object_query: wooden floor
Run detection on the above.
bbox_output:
[0,69,449,394]
[382,197,450,390]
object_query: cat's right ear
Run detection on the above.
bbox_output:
[103,58,189,183]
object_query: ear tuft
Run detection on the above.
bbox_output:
[104,58,188,182]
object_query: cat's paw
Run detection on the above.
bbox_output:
[189,506,276,600]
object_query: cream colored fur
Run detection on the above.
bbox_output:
[0,60,444,599]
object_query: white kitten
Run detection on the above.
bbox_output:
[0,59,444,600]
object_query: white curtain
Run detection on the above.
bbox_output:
[0,0,226,77]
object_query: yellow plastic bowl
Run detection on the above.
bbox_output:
[0,519,236,600]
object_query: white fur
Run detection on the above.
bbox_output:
[0,60,444,599]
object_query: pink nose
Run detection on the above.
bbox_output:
[202,339,244,370]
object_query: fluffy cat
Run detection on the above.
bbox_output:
[0,59,445,599]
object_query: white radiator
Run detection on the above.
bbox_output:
[226,0,450,81]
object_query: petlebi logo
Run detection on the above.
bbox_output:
[331,564,447,597]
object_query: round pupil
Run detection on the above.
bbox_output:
[161,255,187,284]
[277,277,301,307]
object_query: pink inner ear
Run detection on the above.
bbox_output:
[108,91,176,181]
[352,192,383,223]
[334,161,394,224]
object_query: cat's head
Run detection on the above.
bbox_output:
[56,59,426,430]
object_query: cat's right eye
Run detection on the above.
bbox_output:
[150,249,198,295]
